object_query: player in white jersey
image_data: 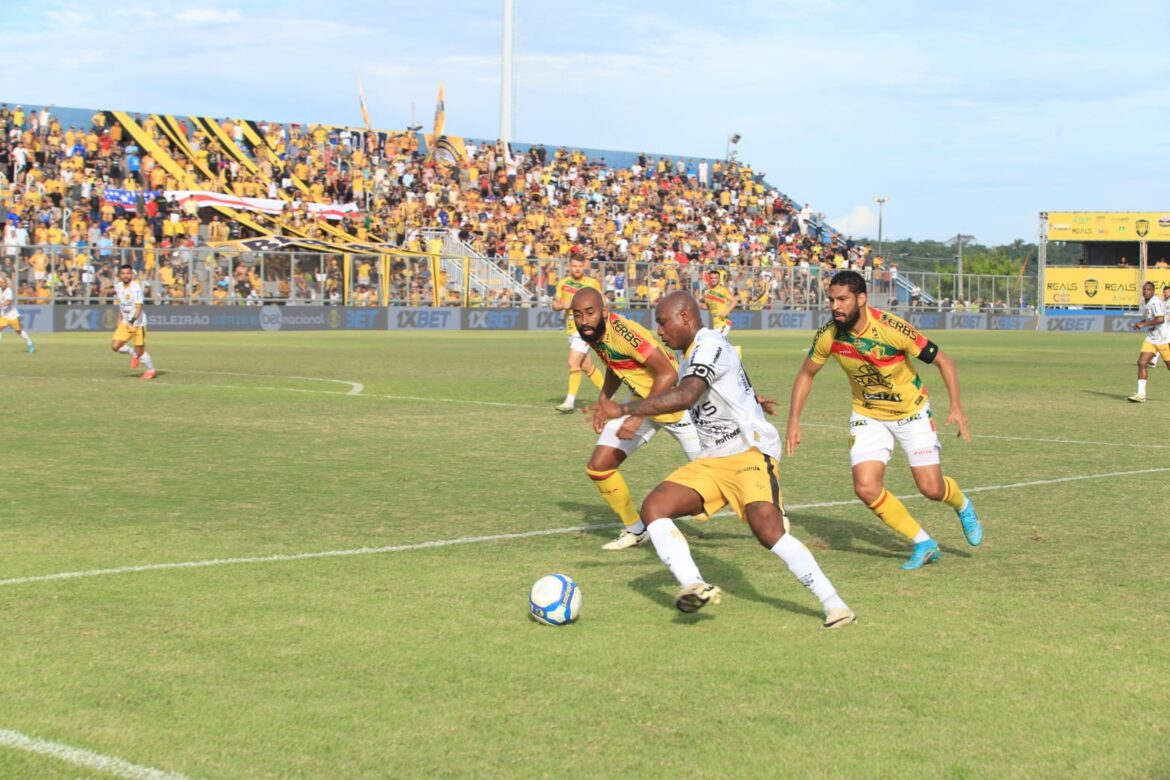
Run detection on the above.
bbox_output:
[587,291,855,629]
[1127,281,1169,402]
[0,276,36,353]
[112,264,156,380]
[1151,285,1170,368]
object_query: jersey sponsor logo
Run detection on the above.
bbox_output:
[849,419,868,428]
[736,465,761,474]
[609,317,643,347]
[862,390,904,403]
[713,427,743,447]
[880,313,920,339]
[854,363,893,388]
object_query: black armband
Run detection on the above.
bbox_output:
[918,341,939,364]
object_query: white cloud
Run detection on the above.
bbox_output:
[174,8,242,23]
[830,205,879,239]
[45,10,92,26]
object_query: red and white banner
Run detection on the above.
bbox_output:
[167,191,360,221]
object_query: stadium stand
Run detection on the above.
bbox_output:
[0,101,892,309]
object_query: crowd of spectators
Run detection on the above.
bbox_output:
[0,102,884,307]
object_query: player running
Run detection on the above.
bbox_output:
[786,270,982,570]
[703,269,740,357]
[569,286,700,550]
[111,263,156,380]
[0,276,36,353]
[587,291,855,629]
[1127,281,1170,402]
[550,251,604,412]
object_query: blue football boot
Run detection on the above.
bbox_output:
[901,539,941,570]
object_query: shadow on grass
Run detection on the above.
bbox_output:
[1081,389,1137,402]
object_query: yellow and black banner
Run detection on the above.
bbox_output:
[1045,267,1170,305]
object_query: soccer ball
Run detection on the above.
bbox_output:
[529,574,581,626]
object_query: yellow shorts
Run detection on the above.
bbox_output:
[1140,340,1170,361]
[664,447,781,521]
[113,322,147,347]
[0,317,21,334]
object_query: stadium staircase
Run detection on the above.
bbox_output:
[418,228,534,303]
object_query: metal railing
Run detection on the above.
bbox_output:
[0,243,1039,313]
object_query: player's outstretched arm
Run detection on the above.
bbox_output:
[586,376,705,433]
[785,357,823,456]
[933,349,971,441]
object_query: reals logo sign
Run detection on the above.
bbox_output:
[1084,278,1099,299]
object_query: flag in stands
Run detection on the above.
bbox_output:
[101,189,160,212]
[358,77,372,132]
[432,82,445,138]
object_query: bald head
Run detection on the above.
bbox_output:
[655,291,703,350]
[571,286,604,311]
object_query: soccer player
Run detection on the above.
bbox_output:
[550,252,604,412]
[704,269,741,358]
[569,286,701,550]
[1145,285,1170,369]
[587,291,855,629]
[111,263,156,380]
[786,270,982,570]
[1127,281,1170,403]
[0,276,36,353]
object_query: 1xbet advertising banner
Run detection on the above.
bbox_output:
[13,305,54,332]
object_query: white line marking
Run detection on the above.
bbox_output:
[974,433,1170,449]
[3,467,1166,589]
[173,370,364,395]
[0,728,192,780]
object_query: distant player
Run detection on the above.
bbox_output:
[569,286,700,550]
[1127,281,1170,403]
[703,269,739,344]
[786,271,982,570]
[550,252,604,412]
[111,263,156,380]
[0,276,36,353]
[1147,285,1170,369]
[587,291,855,629]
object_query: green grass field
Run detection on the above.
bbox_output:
[1,328,1167,779]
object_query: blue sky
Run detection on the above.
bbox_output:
[3,0,1167,245]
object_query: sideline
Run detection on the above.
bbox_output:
[2,467,1167,589]
[0,728,191,780]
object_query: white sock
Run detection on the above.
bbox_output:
[563,394,576,405]
[1138,379,1147,395]
[771,533,847,612]
[139,351,154,370]
[912,529,931,543]
[118,344,135,355]
[20,331,32,346]
[628,520,646,535]
[646,518,702,587]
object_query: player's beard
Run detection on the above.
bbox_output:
[832,306,861,337]
[578,317,607,344]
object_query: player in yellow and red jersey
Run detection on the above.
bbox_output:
[786,271,982,570]
[704,269,741,358]
[570,286,700,550]
[550,251,604,412]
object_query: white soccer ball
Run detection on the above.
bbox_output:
[529,573,581,626]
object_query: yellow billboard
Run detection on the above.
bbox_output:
[1046,211,1170,242]
[1045,267,1170,305]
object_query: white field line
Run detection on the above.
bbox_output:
[0,728,191,780]
[2,467,1167,589]
[173,369,364,395]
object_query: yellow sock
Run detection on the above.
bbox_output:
[567,369,583,398]
[584,363,605,390]
[940,476,966,510]
[867,489,923,541]
[586,467,640,526]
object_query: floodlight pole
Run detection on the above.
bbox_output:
[873,196,889,260]
[954,233,975,300]
[500,0,514,149]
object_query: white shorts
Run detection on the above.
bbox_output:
[596,411,701,461]
[568,332,590,355]
[849,403,941,468]
[718,322,733,336]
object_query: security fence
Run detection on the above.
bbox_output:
[0,243,1038,313]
